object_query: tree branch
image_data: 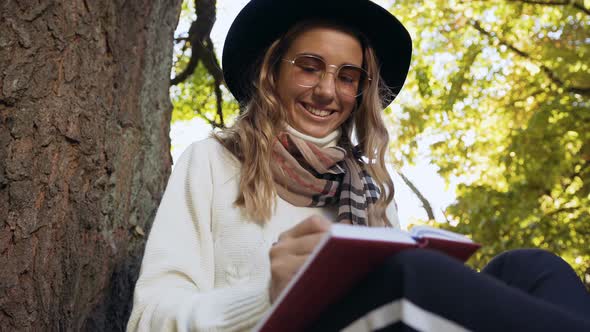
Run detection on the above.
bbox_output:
[461,0,590,15]
[200,114,225,129]
[200,36,225,127]
[546,205,581,218]
[171,0,226,127]
[470,19,590,96]
[194,104,225,129]
[397,171,436,220]
[506,0,590,15]
[170,0,218,86]
[187,90,224,129]
[174,36,189,43]
[440,208,452,224]
[214,78,225,128]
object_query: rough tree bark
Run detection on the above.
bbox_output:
[0,0,182,330]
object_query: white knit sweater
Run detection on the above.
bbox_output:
[127,131,400,332]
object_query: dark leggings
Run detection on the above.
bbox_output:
[309,249,590,331]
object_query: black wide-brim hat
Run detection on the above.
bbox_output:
[222,0,412,106]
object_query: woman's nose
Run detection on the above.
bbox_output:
[313,70,337,102]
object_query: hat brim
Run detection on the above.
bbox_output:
[222,0,412,106]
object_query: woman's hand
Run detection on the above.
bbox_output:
[268,215,332,303]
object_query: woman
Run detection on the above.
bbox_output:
[127,0,590,331]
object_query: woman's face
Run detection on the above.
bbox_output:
[277,26,363,138]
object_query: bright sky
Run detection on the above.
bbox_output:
[170,0,457,229]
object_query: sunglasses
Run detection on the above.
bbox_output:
[282,54,372,98]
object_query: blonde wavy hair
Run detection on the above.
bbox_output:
[215,21,395,226]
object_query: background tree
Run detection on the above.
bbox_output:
[173,0,589,288]
[0,0,182,330]
[389,0,589,288]
[170,0,236,127]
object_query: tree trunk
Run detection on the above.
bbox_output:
[0,0,182,330]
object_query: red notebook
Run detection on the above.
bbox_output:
[254,224,480,332]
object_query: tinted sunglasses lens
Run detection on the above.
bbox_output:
[337,66,368,97]
[293,56,325,87]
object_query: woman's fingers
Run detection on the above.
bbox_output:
[270,254,308,280]
[269,253,309,303]
[273,215,332,257]
[278,215,331,241]
[271,232,326,257]
[269,215,332,303]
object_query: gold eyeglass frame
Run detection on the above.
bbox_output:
[281,54,372,97]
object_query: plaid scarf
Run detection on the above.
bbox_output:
[271,132,379,225]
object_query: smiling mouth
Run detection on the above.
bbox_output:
[301,103,335,118]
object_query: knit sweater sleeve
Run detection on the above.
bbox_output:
[386,199,401,229]
[127,140,271,332]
